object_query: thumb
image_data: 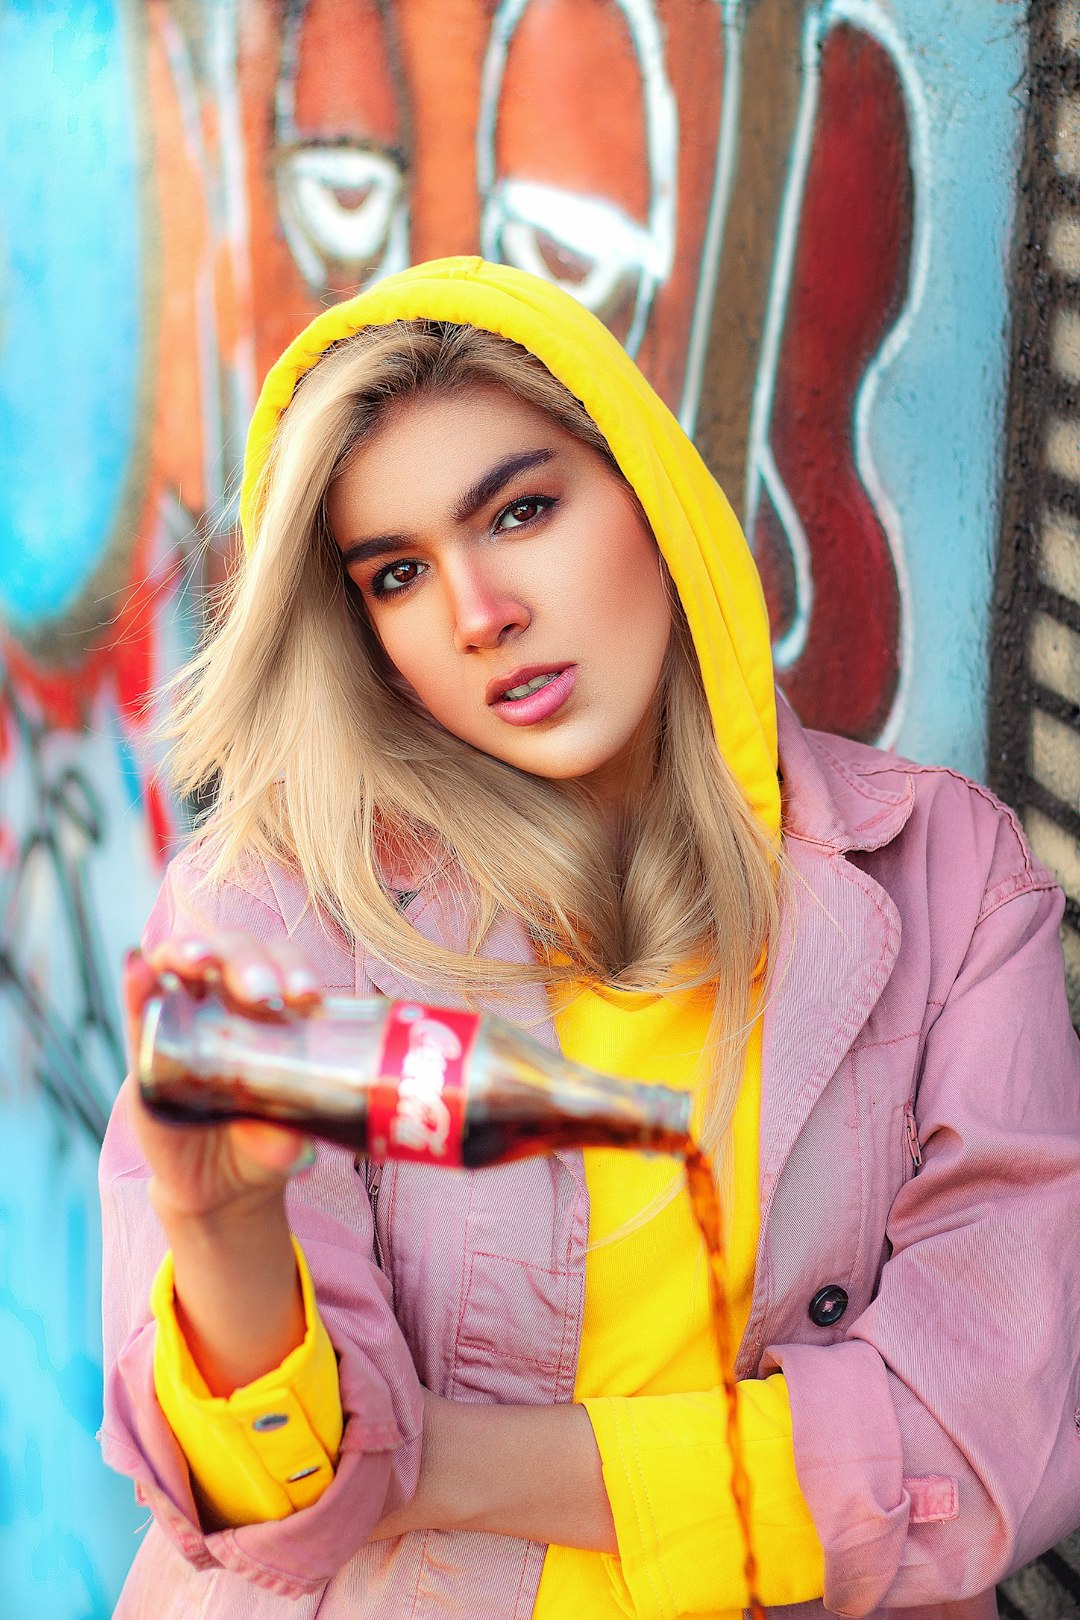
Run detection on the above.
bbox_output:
[228,1119,315,1178]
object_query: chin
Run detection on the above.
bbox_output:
[511,749,624,785]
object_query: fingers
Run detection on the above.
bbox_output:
[122,950,164,1061]
[138,933,323,1013]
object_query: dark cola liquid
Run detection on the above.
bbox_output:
[686,1147,765,1620]
[137,987,692,1167]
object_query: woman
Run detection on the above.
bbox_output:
[100,258,1080,1619]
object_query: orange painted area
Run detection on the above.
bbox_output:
[637,0,725,407]
[497,0,650,222]
[397,0,486,259]
[239,6,326,387]
[146,0,210,518]
[293,0,403,148]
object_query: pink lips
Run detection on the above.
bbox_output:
[489,665,577,725]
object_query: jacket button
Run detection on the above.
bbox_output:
[808,1285,849,1327]
[252,1412,289,1432]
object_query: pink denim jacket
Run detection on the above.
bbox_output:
[99,696,1080,1619]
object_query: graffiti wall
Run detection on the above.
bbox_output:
[0,1,1041,1612]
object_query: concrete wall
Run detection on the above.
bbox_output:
[0,2,1046,1612]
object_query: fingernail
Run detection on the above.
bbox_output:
[241,964,280,1001]
[287,1143,318,1176]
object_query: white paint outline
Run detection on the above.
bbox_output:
[206,0,256,520]
[158,4,259,527]
[158,10,226,515]
[678,0,745,434]
[477,0,677,358]
[273,3,410,300]
[744,5,821,545]
[745,0,928,743]
[760,440,814,668]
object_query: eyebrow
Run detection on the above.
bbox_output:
[338,448,556,570]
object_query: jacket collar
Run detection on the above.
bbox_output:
[774,689,913,853]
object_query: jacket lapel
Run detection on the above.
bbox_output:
[758,838,901,1218]
[757,697,910,1215]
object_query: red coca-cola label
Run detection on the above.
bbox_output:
[367,1002,481,1164]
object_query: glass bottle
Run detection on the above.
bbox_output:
[137,984,692,1166]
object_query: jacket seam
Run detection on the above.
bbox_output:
[511,1541,536,1619]
[553,1260,574,1399]
[748,858,900,1370]
[853,1028,921,1052]
[408,1528,430,1620]
[976,873,1058,926]
[617,1410,675,1617]
[453,1342,565,1374]
[214,1530,325,1595]
[846,1049,868,1307]
[468,1249,573,1278]
[811,740,909,806]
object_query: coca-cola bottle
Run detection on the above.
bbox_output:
[136,983,692,1167]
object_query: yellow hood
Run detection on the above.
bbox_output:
[239,257,779,842]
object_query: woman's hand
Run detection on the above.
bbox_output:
[123,932,325,1396]
[124,933,323,1224]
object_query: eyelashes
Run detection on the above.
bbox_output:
[370,558,424,598]
[492,494,556,531]
[367,492,558,600]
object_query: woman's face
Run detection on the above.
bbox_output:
[327,385,672,806]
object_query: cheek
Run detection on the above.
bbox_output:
[371,623,429,699]
[613,534,668,643]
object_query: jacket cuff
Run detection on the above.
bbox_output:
[762,1339,925,1617]
[583,1376,824,1620]
[102,1315,421,1596]
[151,1237,343,1525]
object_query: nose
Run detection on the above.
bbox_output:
[445,556,530,653]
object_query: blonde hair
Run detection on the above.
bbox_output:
[166,321,782,1212]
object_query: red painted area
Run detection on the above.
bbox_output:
[755,22,913,740]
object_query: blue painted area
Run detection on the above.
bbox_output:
[111,713,146,811]
[0,1095,143,1617]
[841,0,1028,778]
[0,0,143,633]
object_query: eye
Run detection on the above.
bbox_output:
[275,146,408,294]
[370,560,425,598]
[493,495,555,531]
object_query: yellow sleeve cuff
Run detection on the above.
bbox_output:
[151,1235,344,1527]
[583,1375,825,1620]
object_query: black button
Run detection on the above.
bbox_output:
[808,1285,849,1327]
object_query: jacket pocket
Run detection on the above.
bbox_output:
[451,1250,579,1405]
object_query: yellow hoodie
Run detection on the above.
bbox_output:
[152,259,824,1615]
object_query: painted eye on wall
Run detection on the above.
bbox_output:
[275,145,408,292]
[481,178,669,353]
